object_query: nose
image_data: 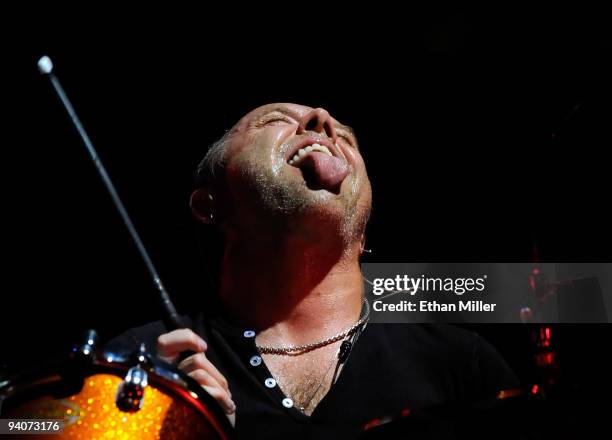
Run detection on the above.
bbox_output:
[296,108,337,144]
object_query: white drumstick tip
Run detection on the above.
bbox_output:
[37,55,54,74]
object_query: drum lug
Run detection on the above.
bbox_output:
[71,329,98,360]
[115,366,149,412]
[115,343,151,412]
[134,342,153,368]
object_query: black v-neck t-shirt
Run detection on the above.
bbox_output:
[106,314,519,439]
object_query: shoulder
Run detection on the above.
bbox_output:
[365,324,519,397]
[369,323,481,355]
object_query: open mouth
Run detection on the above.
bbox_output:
[285,140,349,193]
[288,143,334,166]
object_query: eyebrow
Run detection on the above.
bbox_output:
[259,107,300,120]
[335,123,356,139]
[259,107,358,141]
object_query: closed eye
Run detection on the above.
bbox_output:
[337,130,358,149]
[254,112,295,127]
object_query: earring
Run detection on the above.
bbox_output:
[207,194,215,223]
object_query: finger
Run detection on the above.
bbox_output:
[202,385,235,415]
[157,329,207,361]
[188,369,232,407]
[178,353,230,392]
[183,366,230,397]
[201,383,236,415]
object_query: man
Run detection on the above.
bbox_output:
[107,103,518,438]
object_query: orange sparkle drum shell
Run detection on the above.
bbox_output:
[0,354,232,439]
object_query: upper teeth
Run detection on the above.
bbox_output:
[288,144,333,165]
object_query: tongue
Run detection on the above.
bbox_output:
[299,152,349,192]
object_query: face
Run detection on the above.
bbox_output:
[220,103,372,245]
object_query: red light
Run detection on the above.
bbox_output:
[363,418,381,431]
[538,327,552,347]
[535,352,555,366]
[531,384,539,395]
[401,408,411,418]
[532,268,541,275]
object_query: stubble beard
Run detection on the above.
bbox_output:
[238,157,370,249]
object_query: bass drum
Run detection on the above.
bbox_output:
[0,338,232,439]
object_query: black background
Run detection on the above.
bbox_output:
[2,6,611,422]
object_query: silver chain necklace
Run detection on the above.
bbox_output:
[256,299,370,355]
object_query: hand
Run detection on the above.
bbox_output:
[157,329,236,415]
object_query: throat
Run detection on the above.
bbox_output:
[219,240,364,332]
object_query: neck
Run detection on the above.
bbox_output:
[217,229,364,346]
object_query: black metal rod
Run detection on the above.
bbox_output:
[38,56,183,331]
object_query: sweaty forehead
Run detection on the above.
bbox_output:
[233,103,342,130]
[248,103,312,120]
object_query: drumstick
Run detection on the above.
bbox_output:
[37,55,184,332]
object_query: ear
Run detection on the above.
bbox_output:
[190,187,215,224]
